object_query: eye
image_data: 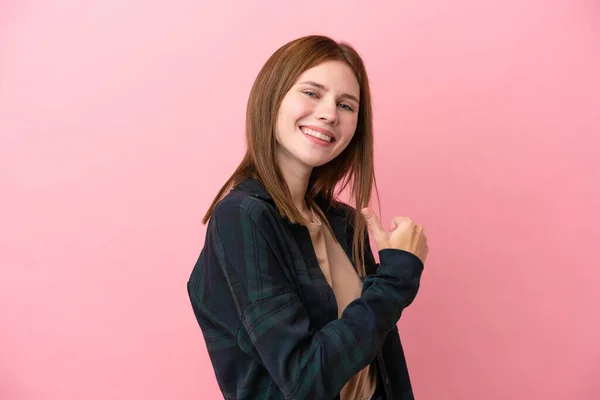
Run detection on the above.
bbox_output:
[339,103,354,112]
[303,90,318,98]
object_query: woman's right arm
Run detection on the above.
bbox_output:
[207,199,424,400]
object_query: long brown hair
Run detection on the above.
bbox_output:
[202,35,380,277]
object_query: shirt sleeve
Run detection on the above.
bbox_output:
[210,199,424,400]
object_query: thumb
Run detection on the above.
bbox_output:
[361,208,385,237]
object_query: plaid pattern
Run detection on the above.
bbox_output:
[187,178,423,400]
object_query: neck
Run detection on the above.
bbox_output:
[276,153,313,218]
[281,166,312,217]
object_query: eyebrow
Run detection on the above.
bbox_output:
[298,81,360,104]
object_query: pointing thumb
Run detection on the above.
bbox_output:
[361,207,384,236]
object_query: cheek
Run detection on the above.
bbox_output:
[340,118,358,141]
[281,94,312,120]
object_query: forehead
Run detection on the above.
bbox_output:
[295,60,360,96]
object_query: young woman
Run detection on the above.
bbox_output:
[187,35,428,400]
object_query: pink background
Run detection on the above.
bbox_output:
[1,1,599,399]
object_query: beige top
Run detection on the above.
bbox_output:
[307,207,378,400]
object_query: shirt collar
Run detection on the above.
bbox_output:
[235,177,272,201]
[234,177,346,218]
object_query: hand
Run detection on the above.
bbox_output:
[361,207,429,264]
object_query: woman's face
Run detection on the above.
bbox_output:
[275,60,360,174]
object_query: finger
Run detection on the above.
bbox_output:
[361,208,385,237]
[390,217,406,231]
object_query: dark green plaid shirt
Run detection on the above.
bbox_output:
[187,178,423,400]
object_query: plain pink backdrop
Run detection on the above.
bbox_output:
[1,1,599,399]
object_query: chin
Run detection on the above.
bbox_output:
[304,158,332,168]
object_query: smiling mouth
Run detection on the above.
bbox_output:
[300,127,335,143]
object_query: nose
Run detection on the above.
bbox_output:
[316,100,338,125]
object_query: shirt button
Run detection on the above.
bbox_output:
[385,377,389,385]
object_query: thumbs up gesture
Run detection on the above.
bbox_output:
[361,208,429,264]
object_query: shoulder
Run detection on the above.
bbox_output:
[213,188,264,216]
[323,199,359,230]
[210,186,281,233]
[330,199,357,218]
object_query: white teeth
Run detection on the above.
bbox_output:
[301,127,332,142]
